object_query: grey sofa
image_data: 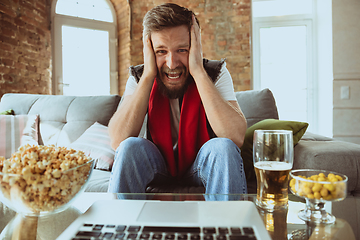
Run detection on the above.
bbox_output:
[1,89,360,197]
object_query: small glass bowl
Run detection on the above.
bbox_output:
[289,169,348,224]
[0,158,95,216]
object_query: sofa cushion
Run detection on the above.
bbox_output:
[85,169,111,192]
[236,88,279,127]
[0,94,121,147]
[294,139,360,195]
[240,119,309,181]
[0,114,39,158]
[69,122,115,170]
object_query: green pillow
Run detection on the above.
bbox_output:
[240,119,309,182]
[0,109,14,115]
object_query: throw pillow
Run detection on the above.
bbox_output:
[0,115,39,159]
[69,122,115,170]
[240,119,309,182]
[0,109,14,115]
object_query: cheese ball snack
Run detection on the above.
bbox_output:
[0,144,94,215]
[289,169,347,202]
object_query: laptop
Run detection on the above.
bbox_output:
[57,199,271,240]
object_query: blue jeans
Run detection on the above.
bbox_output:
[108,137,247,196]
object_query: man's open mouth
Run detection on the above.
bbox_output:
[165,71,182,80]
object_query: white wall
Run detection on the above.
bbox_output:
[332,0,360,144]
[316,0,333,137]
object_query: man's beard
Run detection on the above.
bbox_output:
[156,70,192,99]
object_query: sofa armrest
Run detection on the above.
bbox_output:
[294,138,360,195]
[301,131,334,141]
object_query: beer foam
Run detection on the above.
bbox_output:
[254,161,292,171]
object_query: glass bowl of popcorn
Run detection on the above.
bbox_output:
[289,169,348,224]
[0,144,95,217]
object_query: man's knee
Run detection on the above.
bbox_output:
[202,137,240,154]
[117,137,148,152]
[199,138,245,173]
[114,137,149,168]
[114,137,164,170]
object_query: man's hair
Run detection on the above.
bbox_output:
[143,3,200,37]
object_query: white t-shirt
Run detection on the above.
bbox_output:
[124,63,236,147]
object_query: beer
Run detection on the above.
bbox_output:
[255,161,292,210]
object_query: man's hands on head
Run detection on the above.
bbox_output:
[187,15,247,148]
[189,14,206,79]
[108,34,157,150]
[142,34,158,83]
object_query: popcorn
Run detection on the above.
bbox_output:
[0,144,93,213]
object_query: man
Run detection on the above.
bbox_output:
[108,3,248,195]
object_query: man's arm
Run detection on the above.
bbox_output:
[108,35,157,150]
[189,15,247,148]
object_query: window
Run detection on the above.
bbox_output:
[252,0,333,136]
[51,0,118,96]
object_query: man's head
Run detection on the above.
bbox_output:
[143,3,199,38]
[143,3,200,99]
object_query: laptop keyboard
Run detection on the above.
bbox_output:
[72,224,258,240]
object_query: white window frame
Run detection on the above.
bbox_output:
[51,0,118,95]
[252,1,320,134]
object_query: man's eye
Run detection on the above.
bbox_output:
[178,49,188,53]
[156,50,166,54]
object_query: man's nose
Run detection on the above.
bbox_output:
[165,52,179,70]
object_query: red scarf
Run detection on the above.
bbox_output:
[148,80,210,177]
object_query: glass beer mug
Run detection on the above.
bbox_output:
[253,130,293,211]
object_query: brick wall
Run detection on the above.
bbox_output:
[111,0,131,95]
[0,0,250,98]
[0,0,52,98]
[111,0,251,94]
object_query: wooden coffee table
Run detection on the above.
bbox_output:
[0,193,358,240]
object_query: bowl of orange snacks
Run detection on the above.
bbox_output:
[289,169,348,224]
